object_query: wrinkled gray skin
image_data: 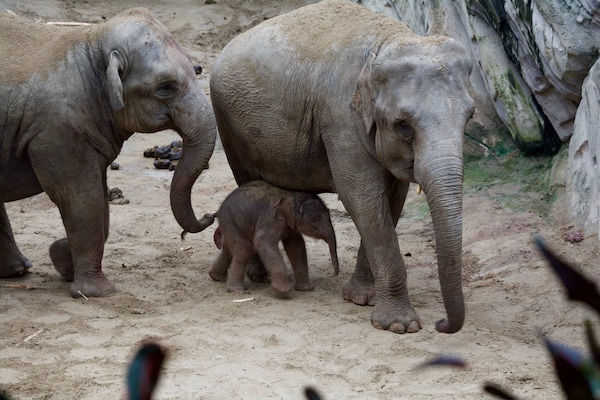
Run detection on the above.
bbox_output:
[0,9,216,297]
[210,0,474,333]
[192,181,339,295]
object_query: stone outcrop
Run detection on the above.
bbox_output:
[568,59,600,237]
[353,0,600,155]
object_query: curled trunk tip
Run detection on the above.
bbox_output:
[169,87,216,235]
[180,213,215,241]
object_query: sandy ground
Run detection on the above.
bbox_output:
[1,1,600,399]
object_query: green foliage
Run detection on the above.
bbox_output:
[463,151,555,213]
[405,150,560,220]
[402,193,430,221]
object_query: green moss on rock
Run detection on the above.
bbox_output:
[491,70,544,149]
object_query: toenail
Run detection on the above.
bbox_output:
[372,320,384,330]
[389,323,406,333]
[407,321,420,333]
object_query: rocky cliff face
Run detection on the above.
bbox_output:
[354,0,600,236]
[353,0,599,156]
[568,59,600,238]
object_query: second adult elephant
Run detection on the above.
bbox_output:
[0,9,216,297]
[209,0,475,333]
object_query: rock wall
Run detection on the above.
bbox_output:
[568,59,600,237]
[353,0,600,155]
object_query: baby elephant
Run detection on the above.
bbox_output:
[190,181,339,295]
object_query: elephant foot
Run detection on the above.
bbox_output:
[370,296,421,334]
[295,280,314,291]
[246,259,270,283]
[70,272,117,298]
[0,252,32,278]
[226,281,246,293]
[271,278,292,298]
[342,275,376,306]
[49,239,74,281]
[209,267,228,282]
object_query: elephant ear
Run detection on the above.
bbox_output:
[352,52,376,136]
[106,50,125,111]
[272,197,294,228]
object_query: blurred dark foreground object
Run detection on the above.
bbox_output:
[127,342,167,400]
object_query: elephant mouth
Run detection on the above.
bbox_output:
[387,163,416,183]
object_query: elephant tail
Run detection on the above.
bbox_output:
[180,213,216,240]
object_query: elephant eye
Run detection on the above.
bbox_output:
[394,119,414,141]
[155,82,177,98]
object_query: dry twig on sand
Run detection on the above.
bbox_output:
[46,21,92,26]
[0,284,39,290]
[23,328,44,343]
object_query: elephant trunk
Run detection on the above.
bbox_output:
[416,140,464,334]
[327,236,340,276]
[170,85,217,234]
[180,214,215,240]
[325,228,340,276]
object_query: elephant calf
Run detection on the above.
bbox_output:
[0,9,216,297]
[189,181,339,295]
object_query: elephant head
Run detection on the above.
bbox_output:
[287,194,340,276]
[354,38,475,333]
[101,8,216,233]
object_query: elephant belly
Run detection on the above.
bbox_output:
[255,154,334,193]
[0,157,42,202]
[222,122,335,193]
[214,88,336,193]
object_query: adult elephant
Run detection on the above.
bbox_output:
[0,8,216,297]
[208,0,475,333]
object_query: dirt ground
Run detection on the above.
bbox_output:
[1,1,599,399]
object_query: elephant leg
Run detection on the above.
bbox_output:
[215,117,270,283]
[245,255,270,283]
[49,183,110,282]
[341,180,409,306]
[227,249,251,293]
[29,143,115,297]
[209,246,232,282]
[342,243,375,305]
[49,238,73,280]
[325,140,419,334]
[282,232,313,291]
[0,203,32,277]
[254,238,292,297]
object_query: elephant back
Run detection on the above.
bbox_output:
[0,14,91,84]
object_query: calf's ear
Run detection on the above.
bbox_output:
[272,197,296,228]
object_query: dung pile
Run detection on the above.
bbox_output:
[143,140,182,171]
[107,187,129,205]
